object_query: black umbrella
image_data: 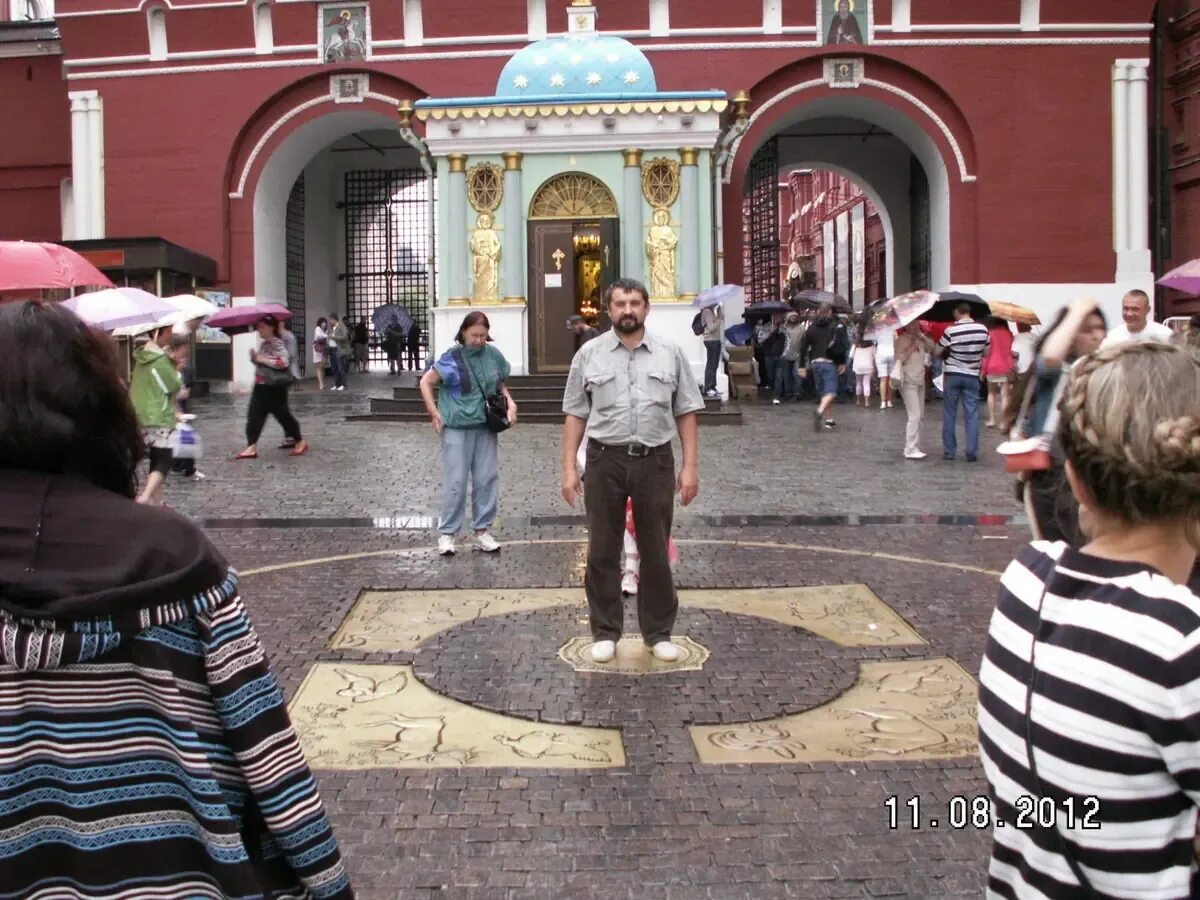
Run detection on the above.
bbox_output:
[743,301,792,321]
[921,291,990,323]
[790,289,851,314]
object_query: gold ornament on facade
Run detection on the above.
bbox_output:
[467,162,504,213]
[529,173,617,219]
[641,158,680,208]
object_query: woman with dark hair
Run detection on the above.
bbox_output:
[313,316,329,391]
[419,311,517,556]
[0,301,352,900]
[1000,296,1108,544]
[235,314,308,459]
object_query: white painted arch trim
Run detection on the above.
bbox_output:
[725,77,977,184]
[229,89,402,199]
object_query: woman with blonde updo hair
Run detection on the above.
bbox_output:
[978,341,1200,899]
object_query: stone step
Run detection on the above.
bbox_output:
[347,407,743,425]
[394,385,565,401]
[371,396,725,415]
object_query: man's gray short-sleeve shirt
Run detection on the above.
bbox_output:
[563,329,705,447]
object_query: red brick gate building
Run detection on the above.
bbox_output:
[0,0,1165,349]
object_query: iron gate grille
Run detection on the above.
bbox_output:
[743,137,781,305]
[285,174,306,374]
[342,168,435,365]
[909,156,932,291]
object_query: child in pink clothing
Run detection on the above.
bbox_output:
[578,440,680,596]
[621,497,680,596]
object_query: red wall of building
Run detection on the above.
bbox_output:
[37,0,1155,293]
[423,0,526,39]
[0,55,69,241]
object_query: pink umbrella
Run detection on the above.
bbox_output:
[0,241,114,292]
[206,302,294,334]
[1157,259,1200,295]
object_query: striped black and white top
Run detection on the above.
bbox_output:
[939,319,991,377]
[978,542,1200,899]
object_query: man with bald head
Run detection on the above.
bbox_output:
[1100,290,1172,348]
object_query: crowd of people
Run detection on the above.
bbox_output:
[0,279,1196,897]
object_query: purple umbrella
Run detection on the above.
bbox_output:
[1158,259,1200,295]
[206,302,294,335]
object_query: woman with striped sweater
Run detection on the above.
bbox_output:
[978,341,1200,899]
[0,301,352,899]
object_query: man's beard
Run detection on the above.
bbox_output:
[614,315,642,334]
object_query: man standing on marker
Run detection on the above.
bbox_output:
[561,277,704,665]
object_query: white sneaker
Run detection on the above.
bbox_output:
[474,531,501,553]
[590,640,616,663]
[651,641,680,662]
[904,450,927,460]
[621,572,639,595]
[189,471,207,481]
[772,399,781,405]
[437,535,455,556]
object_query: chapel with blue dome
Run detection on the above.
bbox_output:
[495,32,658,100]
[409,1,740,386]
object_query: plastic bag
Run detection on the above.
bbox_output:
[169,424,203,461]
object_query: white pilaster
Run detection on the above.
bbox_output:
[1114,59,1152,279]
[526,0,546,40]
[68,91,94,240]
[404,0,423,46]
[1019,0,1039,32]
[891,0,911,32]
[649,0,668,37]
[1111,61,1129,256]
[1125,60,1151,274]
[86,93,104,238]
[762,0,782,35]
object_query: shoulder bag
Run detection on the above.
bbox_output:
[462,350,510,433]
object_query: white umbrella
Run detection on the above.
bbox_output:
[63,288,176,331]
[164,294,220,320]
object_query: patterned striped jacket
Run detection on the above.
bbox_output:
[0,485,353,899]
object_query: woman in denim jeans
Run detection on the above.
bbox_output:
[420,312,518,558]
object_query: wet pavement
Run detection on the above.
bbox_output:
[179,376,1025,898]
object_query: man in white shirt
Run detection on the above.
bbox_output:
[1100,289,1173,348]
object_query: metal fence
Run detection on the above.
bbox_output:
[342,168,434,365]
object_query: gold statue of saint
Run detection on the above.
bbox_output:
[470,213,501,303]
[646,207,678,300]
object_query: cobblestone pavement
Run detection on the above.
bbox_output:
[174,376,1018,522]
[179,378,1031,899]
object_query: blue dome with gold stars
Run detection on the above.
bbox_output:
[496,33,658,99]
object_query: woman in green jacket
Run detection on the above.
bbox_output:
[128,323,183,506]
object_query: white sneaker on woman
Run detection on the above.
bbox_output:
[474,531,501,553]
[437,535,455,556]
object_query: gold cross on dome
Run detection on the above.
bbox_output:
[552,249,566,271]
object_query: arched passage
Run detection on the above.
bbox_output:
[223,73,429,387]
[724,57,979,299]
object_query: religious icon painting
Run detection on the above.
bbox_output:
[818,0,872,46]
[824,58,863,89]
[319,3,370,63]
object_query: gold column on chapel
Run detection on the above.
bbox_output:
[447,153,471,306]
[622,148,644,282]
[501,152,525,304]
